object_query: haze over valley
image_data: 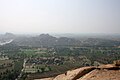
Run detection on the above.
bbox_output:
[0,0,120,80]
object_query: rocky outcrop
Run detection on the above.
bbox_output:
[97,64,119,69]
[78,69,120,80]
[36,60,120,80]
[34,78,54,80]
[113,60,120,66]
[54,66,95,80]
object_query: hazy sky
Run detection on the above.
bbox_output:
[0,0,120,34]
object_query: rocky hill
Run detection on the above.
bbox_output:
[1,33,120,47]
[35,60,120,80]
[14,34,81,47]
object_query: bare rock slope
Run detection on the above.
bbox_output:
[36,60,120,80]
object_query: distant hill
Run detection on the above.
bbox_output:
[82,38,120,47]
[0,33,16,40]
[0,33,120,47]
[0,33,15,46]
[14,34,81,47]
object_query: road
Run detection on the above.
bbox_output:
[15,59,27,80]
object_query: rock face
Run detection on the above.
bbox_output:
[78,69,120,80]
[97,64,119,69]
[113,60,120,66]
[36,60,120,80]
[54,66,95,80]
[34,78,54,80]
